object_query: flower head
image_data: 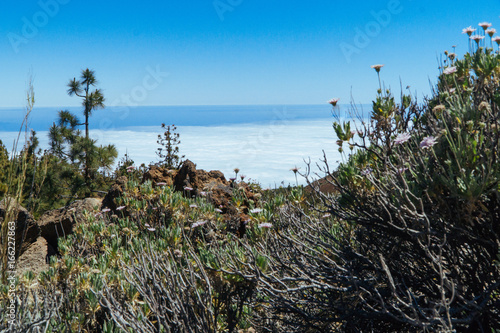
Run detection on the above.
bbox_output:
[433,105,446,113]
[443,66,457,75]
[258,223,272,228]
[102,208,111,213]
[471,35,485,44]
[189,204,198,208]
[462,26,476,36]
[191,220,207,229]
[371,64,384,73]
[361,167,373,176]
[290,166,300,174]
[486,28,497,37]
[215,208,223,213]
[156,182,167,186]
[420,136,438,149]
[147,227,156,232]
[492,36,500,45]
[184,186,193,191]
[116,205,126,211]
[250,208,263,214]
[394,132,411,145]
[479,22,492,30]
[328,98,340,106]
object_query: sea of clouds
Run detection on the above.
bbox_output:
[1,105,368,187]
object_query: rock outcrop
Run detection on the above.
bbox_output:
[37,198,102,250]
[0,198,40,256]
[102,176,128,211]
[17,237,56,275]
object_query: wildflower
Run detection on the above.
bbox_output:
[116,206,126,211]
[229,177,236,181]
[479,22,492,30]
[471,35,485,44]
[145,223,150,227]
[102,208,111,213]
[492,36,500,45]
[479,101,491,112]
[486,28,497,37]
[250,208,263,214]
[433,105,446,113]
[397,167,408,174]
[189,204,198,208]
[462,26,476,36]
[449,88,456,94]
[234,168,240,175]
[443,66,457,75]
[328,98,340,106]
[199,191,207,196]
[258,223,272,228]
[94,212,102,217]
[361,167,373,176]
[394,132,411,145]
[290,166,300,174]
[371,64,384,72]
[448,53,456,60]
[322,213,331,218]
[184,186,193,191]
[147,227,156,232]
[156,182,167,186]
[215,208,223,213]
[173,249,183,258]
[191,220,207,229]
[126,165,135,173]
[240,175,246,181]
[420,136,438,149]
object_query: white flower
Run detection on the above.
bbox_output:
[191,221,207,229]
[394,132,411,145]
[420,136,438,149]
[258,223,272,228]
[250,208,263,214]
[443,66,457,75]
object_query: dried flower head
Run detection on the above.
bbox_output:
[479,101,491,112]
[433,105,446,113]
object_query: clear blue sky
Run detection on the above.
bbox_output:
[1,0,499,108]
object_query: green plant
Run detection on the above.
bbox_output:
[156,123,184,169]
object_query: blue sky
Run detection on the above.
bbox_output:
[1,0,499,107]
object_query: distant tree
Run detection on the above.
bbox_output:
[156,123,184,169]
[67,69,105,181]
[48,69,117,198]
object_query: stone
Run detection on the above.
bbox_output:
[102,176,127,212]
[37,198,102,250]
[0,198,40,257]
[17,237,56,275]
[142,165,176,187]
